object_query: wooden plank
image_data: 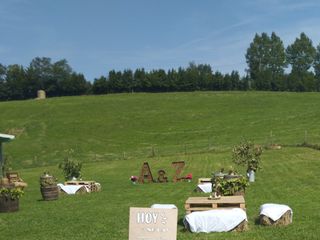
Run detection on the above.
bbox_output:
[198,178,212,184]
[185,196,246,212]
[65,180,95,185]
[185,196,245,204]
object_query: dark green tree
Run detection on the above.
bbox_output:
[269,32,287,90]
[92,76,109,94]
[133,68,146,92]
[108,70,123,93]
[60,73,89,96]
[197,64,212,90]
[246,32,286,90]
[122,69,134,92]
[28,57,55,96]
[314,44,320,91]
[6,64,26,100]
[0,64,9,100]
[286,33,316,91]
[52,59,73,95]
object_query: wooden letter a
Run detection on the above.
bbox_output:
[138,162,154,183]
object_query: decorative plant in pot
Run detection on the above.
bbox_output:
[0,156,24,213]
[215,176,249,196]
[40,171,59,201]
[212,168,248,197]
[232,139,262,182]
[58,157,82,181]
[0,187,24,213]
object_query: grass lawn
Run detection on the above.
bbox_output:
[0,92,320,239]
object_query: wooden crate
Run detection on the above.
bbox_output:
[198,178,212,184]
[185,196,245,214]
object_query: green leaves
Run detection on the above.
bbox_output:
[246,32,286,90]
[0,187,24,200]
[286,33,316,73]
[232,140,262,172]
[215,176,249,196]
[58,157,82,181]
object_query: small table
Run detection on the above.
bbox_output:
[185,196,245,214]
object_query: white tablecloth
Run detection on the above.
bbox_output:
[151,204,177,209]
[260,203,292,221]
[184,208,247,233]
[57,183,89,194]
[197,183,212,193]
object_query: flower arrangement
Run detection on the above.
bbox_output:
[130,176,138,184]
[40,171,57,187]
[0,187,24,200]
[185,173,193,182]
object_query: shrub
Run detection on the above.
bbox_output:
[232,139,262,172]
[215,176,249,196]
[0,187,24,200]
[58,158,82,180]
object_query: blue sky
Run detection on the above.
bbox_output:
[1,0,320,81]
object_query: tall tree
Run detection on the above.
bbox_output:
[0,64,9,100]
[52,59,73,95]
[122,69,133,92]
[246,32,286,90]
[28,57,55,96]
[6,64,26,100]
[92,76,108,94]
[269,32,287,90]
[60,73,89,96]
[286,33,316,91]
[108,70,123,93]
[133,68,146,92]
[314,44,320,91]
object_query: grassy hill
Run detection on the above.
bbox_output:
[1,91,320,169]
[1,92,320,239]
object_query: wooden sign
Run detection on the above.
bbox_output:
[171,161,185,182]
[138,162,154,183]
[129,207,178,240]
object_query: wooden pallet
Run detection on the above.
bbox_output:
[197,178,212,184]
[65,180,100,192]
[185,196,245,214]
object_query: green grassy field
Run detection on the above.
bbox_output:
[0,92,320,239]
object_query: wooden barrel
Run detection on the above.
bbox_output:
[0,197,19,212]
[40,186,59,201]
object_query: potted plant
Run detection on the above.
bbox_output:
[40,171,59,201]
[216,176,249,196]
[0,187,24,212]
[58,157,82,181]
[232,140,262,182]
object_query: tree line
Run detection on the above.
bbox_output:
[1,32,320,101]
